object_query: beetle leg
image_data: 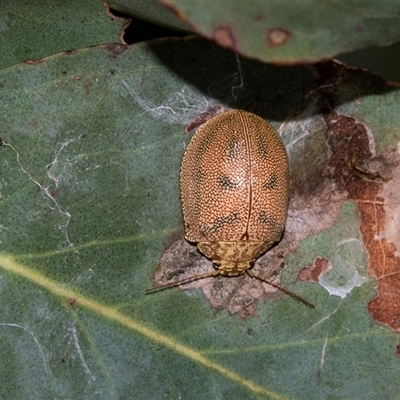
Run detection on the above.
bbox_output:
[246,269,314,309]
[145,270,220,294]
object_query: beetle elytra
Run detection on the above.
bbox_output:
[148,109,313,308]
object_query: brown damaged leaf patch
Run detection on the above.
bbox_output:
[159,0,187,21]
[323,110,400,332]
[365,163,400,332]
[298,257,333,282]
[105,43,127,59]
[212,26,239,51]
[266,28,292,48]
[151,239,286,319]
[63,50,77,56]
[24,58,45,65]
[185,104,224,133]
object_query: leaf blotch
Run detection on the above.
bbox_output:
[266,28,291,48]
[298,257,332,282]
[324,110,400,332]
[212,26,238,51]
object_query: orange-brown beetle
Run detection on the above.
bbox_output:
[149,109,313,307]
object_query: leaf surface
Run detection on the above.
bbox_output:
[0,0,124,70]
[119,0,400,63]
[1,35,400,399]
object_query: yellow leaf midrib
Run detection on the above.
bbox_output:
[0,254,286,400]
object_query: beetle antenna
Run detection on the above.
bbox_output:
[247,270,314,309]
[145,270,220,294]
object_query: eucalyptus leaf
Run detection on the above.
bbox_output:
[0,0,124,70]
[117,0,400,64]
[1,35,400,399]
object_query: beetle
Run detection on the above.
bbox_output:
[148,109,313,308]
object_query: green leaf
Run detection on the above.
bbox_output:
[1,34,400,399]
[149,0,400,64]
[0,0,124,70]
[109,0,191,32]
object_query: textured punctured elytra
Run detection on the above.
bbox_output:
[148,109,313,308]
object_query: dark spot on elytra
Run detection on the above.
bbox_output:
[194,128,219,158]
[227,137,241,159]
[263,173,277,189]
[258,211,277,229]
[218,174,238,190]
[201,212,239,235]
[195,169,206,182]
